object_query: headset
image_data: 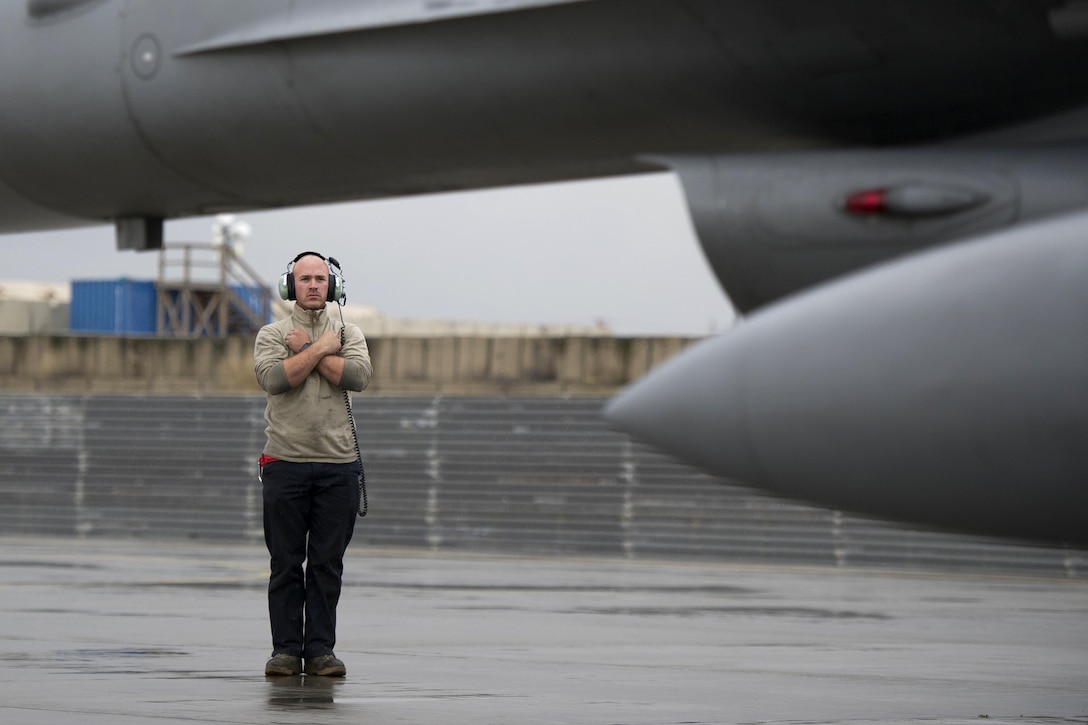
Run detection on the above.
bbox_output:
[278,251,346,304]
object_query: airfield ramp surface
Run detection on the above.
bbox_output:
[1,536,1085,725]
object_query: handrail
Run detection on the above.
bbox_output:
[156,241,284,336]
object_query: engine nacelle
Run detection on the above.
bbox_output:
[656,147,1088,312]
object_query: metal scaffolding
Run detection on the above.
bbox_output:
[155,241,281,337]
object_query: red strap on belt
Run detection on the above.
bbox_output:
[259,454,279,467]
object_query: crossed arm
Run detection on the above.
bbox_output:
[282,328,344,388]
[254,324,372,395]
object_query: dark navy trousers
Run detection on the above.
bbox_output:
[262,460,361,660]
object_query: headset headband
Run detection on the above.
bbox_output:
[292,251,326,265]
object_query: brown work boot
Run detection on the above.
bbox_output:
[304,654,346,677]
[264,653,302,676]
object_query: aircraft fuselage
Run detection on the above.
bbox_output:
[2,0,1087,232]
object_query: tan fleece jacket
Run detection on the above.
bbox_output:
[254,304,373,463]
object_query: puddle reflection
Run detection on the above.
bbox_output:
[266,674,343,709]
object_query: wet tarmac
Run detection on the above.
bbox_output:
[1,536,1085,724]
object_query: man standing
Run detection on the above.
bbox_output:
[254,252,373,677]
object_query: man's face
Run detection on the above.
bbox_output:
[293,255,330,310]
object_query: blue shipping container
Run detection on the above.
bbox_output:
[231,284,273,326]
[70,279,158,335]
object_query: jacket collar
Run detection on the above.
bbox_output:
[291,303,328,327]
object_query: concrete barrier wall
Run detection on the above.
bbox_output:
[1,394,1083,578]
[0,334,695,395]
[5,337,1084,577]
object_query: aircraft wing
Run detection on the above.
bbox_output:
[170,0,596,55]
[2,0,1088,544]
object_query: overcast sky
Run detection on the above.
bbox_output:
[2,172,735,336]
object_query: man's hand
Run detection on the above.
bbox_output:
[313,330,342,356]
[285,328,311,354]
[286,329,341,356]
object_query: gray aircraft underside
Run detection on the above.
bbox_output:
[2,0,1086,546]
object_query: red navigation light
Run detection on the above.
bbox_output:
[844,189,888,215]
[843,184,988,217]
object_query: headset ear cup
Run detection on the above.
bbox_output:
[327,274,344,303]
[279,272,294,301]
